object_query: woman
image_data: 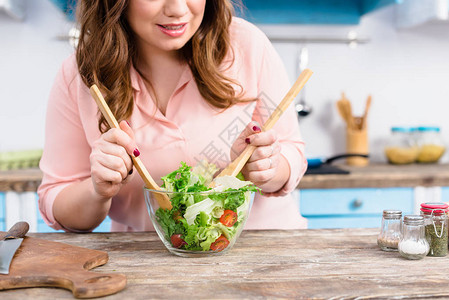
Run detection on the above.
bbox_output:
[38,0,307,232]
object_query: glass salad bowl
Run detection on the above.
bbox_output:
[144,187,255,257]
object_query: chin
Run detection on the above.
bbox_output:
[162,41,190,52]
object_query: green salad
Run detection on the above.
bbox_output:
[155,161,259,252]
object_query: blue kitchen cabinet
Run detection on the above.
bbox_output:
[441,187,449,203]
[300,187,414,229]
[1,190,112,233]
[241,0,400,24]
[0,193,5,231]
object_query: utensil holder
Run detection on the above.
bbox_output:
[346,128,369,166]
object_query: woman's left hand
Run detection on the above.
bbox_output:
[231,122,287,190]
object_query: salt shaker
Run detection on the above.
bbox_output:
[377,210,402,251]
[420,202,448,257]
[398,215,429,260]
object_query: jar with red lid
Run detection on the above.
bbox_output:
[420,202,448,257]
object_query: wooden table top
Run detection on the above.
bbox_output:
[2,228,449,299]
[1,163,449,192]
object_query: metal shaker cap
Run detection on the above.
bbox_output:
[403,215,424,225]
[383,210,402,219]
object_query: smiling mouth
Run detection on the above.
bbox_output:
[159,24,186,30]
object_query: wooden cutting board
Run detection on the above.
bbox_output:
[0,235,126,298]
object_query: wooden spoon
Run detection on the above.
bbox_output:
[336,99,349,126]
[338,93,355,130]
[89,85,172,210]
[361,95,372,130]
[211,69,313,183]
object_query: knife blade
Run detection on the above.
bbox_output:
[0,221,29,275]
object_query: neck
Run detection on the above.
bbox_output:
[134,45,187,116]
[136,45,183,81]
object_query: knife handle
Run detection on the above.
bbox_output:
[3,221,30,240]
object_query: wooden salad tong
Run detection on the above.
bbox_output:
[211,69,313,184]
[90,85,172,210]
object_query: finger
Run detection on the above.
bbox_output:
[248,143,281,162]
[98,141,133,174]
[90,143,129,182]
[236,121,263,147]
[245,129,277,147]
[230,121,263,159]
[91,158,125,184]
[245,155,279,172]
[240,121,263,139]
[103,125,140,158]
[119,121,137,175]
[244,168,276,186]
[119,120,136,140]
[96,152,130,182]
[122,168,134,184]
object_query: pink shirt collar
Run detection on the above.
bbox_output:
[129,63,193,93]
[129,63,194,127]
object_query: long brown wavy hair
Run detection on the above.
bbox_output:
[76,0,247,133]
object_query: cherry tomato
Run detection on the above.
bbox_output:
[210,235,230,252]
[219,210,238,227]
[172,211,183,223]
[170,234,187,248]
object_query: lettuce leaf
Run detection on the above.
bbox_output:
[155,161,260,251]
[155,208,184,240]
[192,159,218,186]
[184,197,221,225]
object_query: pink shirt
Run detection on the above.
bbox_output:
[38,18,308,231]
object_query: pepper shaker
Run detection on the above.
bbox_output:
[377,210,402,251]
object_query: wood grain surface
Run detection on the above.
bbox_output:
[0,235,126,298]
[2,229,449,299]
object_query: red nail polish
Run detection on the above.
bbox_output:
[245,138,250,144]
[253,126,261,132]
[128,168,133,175]
[133,148,140,157]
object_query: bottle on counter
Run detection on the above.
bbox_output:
[416,126,446,163]
[377,210,402,251]
[384,126,419,164]
[398,215,430,260]
[420,202,449,257]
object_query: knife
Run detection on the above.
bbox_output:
[0,221,29,275]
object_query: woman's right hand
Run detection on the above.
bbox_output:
[89,120,139,199]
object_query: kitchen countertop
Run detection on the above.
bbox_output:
[3,228,449,299]
[299,163,449,189]
[1,163,449,192]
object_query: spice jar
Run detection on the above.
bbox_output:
[398,215,429,260]
[377,210,402,251]
[420,202,448,257]
[384,127,419,164]
[416,126,446,163]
